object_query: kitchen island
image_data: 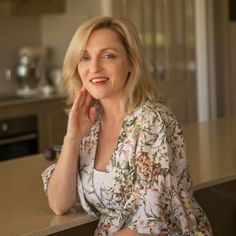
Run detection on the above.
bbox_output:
[0,116,236,236]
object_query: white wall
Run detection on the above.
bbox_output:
[40,0,102,68]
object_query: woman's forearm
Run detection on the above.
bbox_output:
[47,136,81,215]
[113,228,137,236]
[113,228,165,236]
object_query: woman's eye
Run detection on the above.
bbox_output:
[79,55,90,62]
[103,54,115,60]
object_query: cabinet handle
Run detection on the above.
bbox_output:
[0,133,37,145]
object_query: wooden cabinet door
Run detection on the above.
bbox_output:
[47,107,68,147]
[113,0,197,123]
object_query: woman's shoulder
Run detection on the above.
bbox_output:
[143,100,172,114]
[123,100,179,134]
[135,100,177,123]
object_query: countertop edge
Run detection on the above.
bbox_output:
[24,214,99,236]
[0,93,66,107]
[193,174,236,191]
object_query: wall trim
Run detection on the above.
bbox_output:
[194,0,210,122]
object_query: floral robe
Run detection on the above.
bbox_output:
[42,100,212,236]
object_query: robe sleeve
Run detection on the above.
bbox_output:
[41,164,56,194]
[123,110,212,235]
[41,163,100,218]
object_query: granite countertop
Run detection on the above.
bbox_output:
[0,155,98,236]
[0,116,236,235]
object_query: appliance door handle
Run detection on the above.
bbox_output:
[0,133,37,146]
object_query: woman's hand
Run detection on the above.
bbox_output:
[66,88,96,142]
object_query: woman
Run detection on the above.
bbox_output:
[42,16,212,236]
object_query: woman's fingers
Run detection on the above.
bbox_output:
[71,88,86,113]
[83,90,94,112]
[79,89,88,111]
[70,89,82,113]
[67,88,95,140]
[70,88,95,118]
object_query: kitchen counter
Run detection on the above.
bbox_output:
[182,116,236,190]
[0,93,66,107]
[0,116,236,235]
[0,155,98,236]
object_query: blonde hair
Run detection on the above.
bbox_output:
[62,16,160,114]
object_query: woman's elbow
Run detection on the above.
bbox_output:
[50,204,70,215]
[48,200,71,215]
[52,208,66,216]
[47,193,79,216]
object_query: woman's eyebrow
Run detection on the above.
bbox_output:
[83,47,121,53]
[100,47,120,52]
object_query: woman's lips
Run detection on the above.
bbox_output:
[90,77,109,86]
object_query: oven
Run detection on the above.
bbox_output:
[0,115,38,161]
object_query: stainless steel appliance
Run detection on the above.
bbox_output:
[0,115,38,161]
[8,47,48,96]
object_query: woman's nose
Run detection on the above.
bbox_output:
[89,58,101,73]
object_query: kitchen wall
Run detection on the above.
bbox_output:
[40,0,102,68]
[0,0,103,95]
[0,16,41,94]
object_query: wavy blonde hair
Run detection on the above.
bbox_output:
[62,16,160,114]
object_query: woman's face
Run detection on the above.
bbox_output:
[77,28,131,104]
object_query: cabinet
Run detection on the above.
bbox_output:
[112,0,197,123]
[0,0,65,16]
[49,220,99,236]
[0,96,68,154]
[194,179,236,236]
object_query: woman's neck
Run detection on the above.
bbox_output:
[100,99,125,125]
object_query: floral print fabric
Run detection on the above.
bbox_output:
[42,100,212,236]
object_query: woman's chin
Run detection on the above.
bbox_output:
[88,92,107,101]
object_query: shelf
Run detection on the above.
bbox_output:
[0,0,65,16]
